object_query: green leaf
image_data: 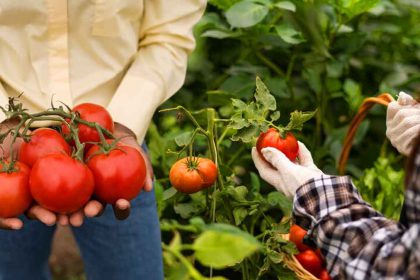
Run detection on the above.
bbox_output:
[255,76,276,111]
[270,111,280,121]
[201,29,242,39]
[231,124,260,143]
[209,0,241,10]
[284,110,317,131]
[275,23,305,44]
[174,131,193,147]
[274,1,296,12]
[344,79,363,112]
[193,224,261,268]
[250,172,261,193]
[163,187,178,201]
[267,192,292,216]
[233,207,248,225]
[226,1,269,28]
[340,0,380,18]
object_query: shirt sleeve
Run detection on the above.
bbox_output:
[107,0,206,143]
[293,154,420,279]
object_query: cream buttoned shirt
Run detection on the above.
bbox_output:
[0,0,206,142]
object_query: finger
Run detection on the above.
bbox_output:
[58,215,69,226]
[386,101,402,123]
[397,92,415,106]
[84,200,105,218]
[261,147,293,171]
[27,205,57,226]
[144,176,153,192]
[0,218,23,230]
[69,211,84,227]
[113,199,131,220]
[297,141,314,167]
[251,147,283,187]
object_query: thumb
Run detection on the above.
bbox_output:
[297,141,314,167]
[261,147,294,172]
[397,92,415,106]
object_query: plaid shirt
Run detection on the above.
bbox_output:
[293,152,420,280]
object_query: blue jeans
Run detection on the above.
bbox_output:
[0,147,164,280]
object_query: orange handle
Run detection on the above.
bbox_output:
[338,93,395,175]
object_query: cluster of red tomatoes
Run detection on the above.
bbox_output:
[0,103,147,218]
[289,225,331,280]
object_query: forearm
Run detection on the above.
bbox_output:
[293,175,419,279]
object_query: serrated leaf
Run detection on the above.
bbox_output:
[231,124,260,143]
[255,77,276,111]
[174,131,193,147]
[230,113,250,129]
[233,207,248,225]
[274,1,296,12]
[284,110,317,131]
[270,111,280,121]
[226,1,269,28]
[275,23,305,45]
[193,224,261,268]
[231,98,247,110]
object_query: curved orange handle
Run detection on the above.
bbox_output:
[338,93,395,175]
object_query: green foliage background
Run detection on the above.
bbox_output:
[146,0,418,279]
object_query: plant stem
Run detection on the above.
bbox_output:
[256,51,285,78]
[162,243,204,280]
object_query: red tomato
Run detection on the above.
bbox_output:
[169,157,218,194]
[86,143,147,204]
[30,154,94,214]
[19,128,71,167]
[62,103,114,143]
[256,128,299,161]
[289,224,311,252]
[0,162,32,218]
[295,250,323,277]
[319,269,332,280]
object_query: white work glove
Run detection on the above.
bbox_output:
[252,142,323,198]
[386,92,420,156]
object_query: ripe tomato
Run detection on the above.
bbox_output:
[62,103,114,143]
[289,224,311,252]
[86,143,147,204]
[19,128,71,167]
[0,162,32,218]
[319,269,332,280]
[169,157,218,194]
[295,250,323,277]
[256,128,299,161]
[30,154,94,214]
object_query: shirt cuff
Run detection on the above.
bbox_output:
[107,75,163,143]
[293,175,368,230]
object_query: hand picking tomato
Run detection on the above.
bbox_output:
[256,128,299,162]
[62,103,114,143]
[169,157,218,194]
[30,154,94,214]
[289,224,312,252]
[295,250,323,277]
[319,269,332,280]
[19,128,71,167]
[0,161,32,218]
[86,142,147,204]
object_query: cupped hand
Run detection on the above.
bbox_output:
[252,141,323,198]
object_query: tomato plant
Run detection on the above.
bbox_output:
[29,154,94,214]
[256,128,299,161]
[62,103,114,143]
[295,249,323,277]
[19,128,71,167]
[86,142,147,204]
[169,157,218,194]
[0,161,32,218]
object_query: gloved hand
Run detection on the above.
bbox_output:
[386,92,420,156]
[252,142,323,198]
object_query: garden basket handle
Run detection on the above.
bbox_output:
[338,93,395,175]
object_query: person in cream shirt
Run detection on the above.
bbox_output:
[0,1,206,280]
